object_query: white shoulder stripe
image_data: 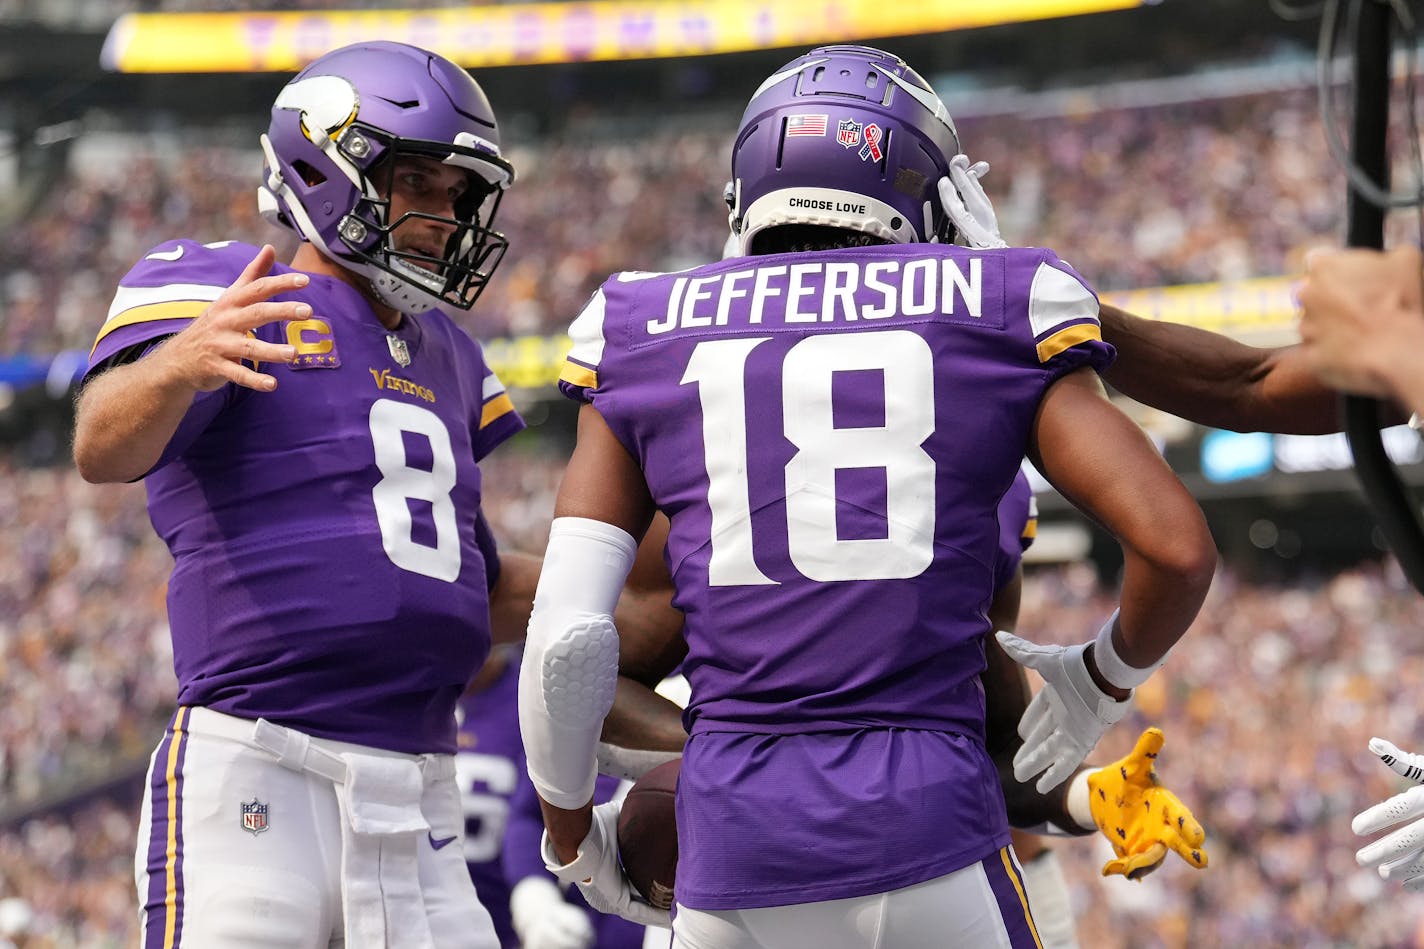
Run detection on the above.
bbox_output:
[1028,262,1098,339]
[106,282,225,323]
[566,290,608,371]
[482,371,508,400]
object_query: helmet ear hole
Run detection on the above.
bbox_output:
[292,160,327,188]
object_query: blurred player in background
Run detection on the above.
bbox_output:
[519,44,1215,948]
[457,643,654,949]
[72,41,532,948]
[505,771,654,949]
[457,646,527,948]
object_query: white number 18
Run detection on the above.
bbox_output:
[681,330,937,586]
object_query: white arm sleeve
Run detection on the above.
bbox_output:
[519,516,637,810]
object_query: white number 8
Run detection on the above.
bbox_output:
[369,398,461,582]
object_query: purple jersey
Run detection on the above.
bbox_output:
[86,239,524,753]
[559,244,1112,909]
[456,652,526,949]
[457,649,646,949]
[993,470,1037,593]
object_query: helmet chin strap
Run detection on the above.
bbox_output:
[370,265,440,316]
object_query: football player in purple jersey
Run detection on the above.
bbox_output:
[67,41,671,949]
[518,45,1216,948]
[457,645,651,949]
[457,646,527,948]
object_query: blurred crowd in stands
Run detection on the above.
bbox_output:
[7,75,1422,358]
[7,54,1424,948]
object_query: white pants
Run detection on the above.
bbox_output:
[134,706,497,949]
[671,848,1040,949]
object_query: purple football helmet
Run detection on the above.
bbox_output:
[258,41,515,314]
[728,45,961,255]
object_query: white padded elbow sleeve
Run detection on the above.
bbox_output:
[519,516,637,809]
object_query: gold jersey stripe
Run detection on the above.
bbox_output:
[480,392,516,429]
[1035,322,1102,363]
[163,706,189,949]
[91,300,211,356]
[559,360,598,390]
[1022,517,1038,541]
[999,846,1044,949]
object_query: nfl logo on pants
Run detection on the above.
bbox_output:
[241,799,269,835]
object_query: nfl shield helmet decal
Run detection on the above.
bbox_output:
[241,799,270,835]
[837,119,863,148]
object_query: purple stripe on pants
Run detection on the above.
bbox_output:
[142,707,189,949]
[984,847,1042,949]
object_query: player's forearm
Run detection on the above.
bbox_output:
[72,352,197,484]
[613,587,686,686]
[602,677,686,752]
[997,753,1093,835]
[538,797,594,865]
[488,550,540,645]
[1114,540,1215,669]
[1100,303,1337,434]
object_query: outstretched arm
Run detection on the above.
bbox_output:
[1098,303,1347,435]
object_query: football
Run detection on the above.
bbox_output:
[616,757,681,910]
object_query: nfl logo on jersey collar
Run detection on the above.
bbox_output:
[387,335,412,367]
[240,799,269,835]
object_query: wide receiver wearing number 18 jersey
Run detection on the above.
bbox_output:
[558,241,1112,910]
[524,43,1213,949]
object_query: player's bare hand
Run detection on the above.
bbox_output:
[1087,727,1207,880]
[153,244,305,393]
[1298,245,1424,399]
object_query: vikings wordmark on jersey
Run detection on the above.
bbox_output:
[559,242,1112,910]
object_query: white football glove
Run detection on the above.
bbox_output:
[995,631,1132,793]
[510,876,596,949]
[540,799,671,928]
[1353,737,1424,890]
[937,153,1008,249]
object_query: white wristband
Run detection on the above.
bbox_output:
[1092,609,1167,690]
[1065,769,1094,833]
[597,742,682,782]
[1022,770,1095,837]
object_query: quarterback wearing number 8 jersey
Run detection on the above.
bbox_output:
[73,42,539,949]
[89,237,522,748]
[522,45,1215,949]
